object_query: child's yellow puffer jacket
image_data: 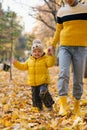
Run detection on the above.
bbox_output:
[14,54,55,86]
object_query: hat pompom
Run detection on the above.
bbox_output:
[33,39,42,45]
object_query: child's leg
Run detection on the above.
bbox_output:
[31,87,43,110]
[40,84,54,108]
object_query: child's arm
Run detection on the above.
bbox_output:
[45,54,55,67]
[12,58,28,70]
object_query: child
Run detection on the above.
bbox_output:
[13,39,55,111]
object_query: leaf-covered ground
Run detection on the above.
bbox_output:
[0,66,87,130]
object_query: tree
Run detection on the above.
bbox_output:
[0,3,23,61]
[28,0,61,33]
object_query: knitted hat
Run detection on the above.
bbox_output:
[31,39,44,55]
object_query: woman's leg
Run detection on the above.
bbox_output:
[58,46,71,96]
[72,47,86,100]
[72,47,86,116]
[58,46,72,116]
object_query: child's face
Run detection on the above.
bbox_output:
[33,48,43,59]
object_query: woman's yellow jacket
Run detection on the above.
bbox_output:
[14,54,55,86]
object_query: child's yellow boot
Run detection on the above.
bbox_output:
[74,98,80,117]
[58,96,68,116]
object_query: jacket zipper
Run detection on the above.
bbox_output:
[34,59,36,85]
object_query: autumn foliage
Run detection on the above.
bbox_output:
[0,66,87,130]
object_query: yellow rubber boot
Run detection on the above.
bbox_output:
[74,99,80,116]
[58,96,68,116]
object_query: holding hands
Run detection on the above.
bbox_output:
[47,46,55,56]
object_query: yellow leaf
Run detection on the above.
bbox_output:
[4,120,12,127]
[46,123,51,129]
[12,113,19,119]
[3,104,10,110]
[63,127,73,130]
[0,118,2,124]
[81,99,87,106]
[0,97,8,104]
[31,107,39,112]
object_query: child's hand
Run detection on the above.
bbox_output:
[11,58,17,64]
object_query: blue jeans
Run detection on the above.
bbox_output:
[58,46,87,100]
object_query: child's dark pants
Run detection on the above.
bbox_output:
[31,84,54,110]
